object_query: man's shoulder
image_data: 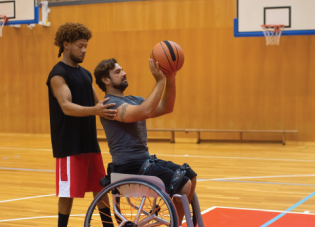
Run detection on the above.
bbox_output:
[50,62,67,75]
[47,62,67,86]
[104,95,144,108]
[80,66,92,75]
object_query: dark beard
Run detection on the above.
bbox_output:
[112,81,129,91]
[70,52,83,63]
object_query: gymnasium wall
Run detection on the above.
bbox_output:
[1,0,314,141]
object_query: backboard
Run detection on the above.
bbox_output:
[234,0,315,37]
[0,0,39,25]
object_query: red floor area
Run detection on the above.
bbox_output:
[182,207,315,227]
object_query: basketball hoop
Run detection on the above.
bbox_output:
[261,24,285,46]
[0,15,8,37]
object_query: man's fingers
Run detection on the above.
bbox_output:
[103,109,117,114]
[100,97,110,103]
[104,113,117,117]
[103,103,116,108]
[149,59,154,71]
[103,116,115,121]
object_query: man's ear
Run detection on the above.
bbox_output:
[63,41,70,51]
[102,77,110,85]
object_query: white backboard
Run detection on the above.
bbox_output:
[0,0,39,25]
[235,0,315,37]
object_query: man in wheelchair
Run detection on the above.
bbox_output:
[94,58,197,225]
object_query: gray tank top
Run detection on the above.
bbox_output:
[100,94,150,165]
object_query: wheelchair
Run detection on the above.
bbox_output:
[84,173,205,227]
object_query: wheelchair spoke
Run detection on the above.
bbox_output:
[134,196,147,223]
[85,179,178,227]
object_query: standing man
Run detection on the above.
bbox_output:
[94,58,197,225]
[47,23,116,227]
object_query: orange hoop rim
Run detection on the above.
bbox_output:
[261,24,285,33]
[261,24,285,29]
[0,15,8,24]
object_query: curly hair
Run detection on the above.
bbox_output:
[94,58,117,92]
[54,23,92,57]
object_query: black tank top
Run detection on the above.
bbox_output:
[46,61,100,158]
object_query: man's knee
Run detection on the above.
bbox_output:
[174,180,191,202]
[180,180,192,195]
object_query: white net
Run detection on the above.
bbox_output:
[261,25,285,46]
[0,16,7,37]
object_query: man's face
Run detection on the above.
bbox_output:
[69,39,88,63]
[108,63,128,91]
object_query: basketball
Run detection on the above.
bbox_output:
[150,40,184,75]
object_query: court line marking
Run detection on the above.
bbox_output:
[0,194,55,203]
[155,154,315,162]
[199,174,315,181]
[2,166,315,185]
[2,166,315,182]
[213,179,315,187]
[260,191,315,227]
[0,147,52,151]
[209,206,315,215]
[2,205,314,223]
[0,214,88,223]
[201,206,217,214]
[1,146,315,163]
[0,167,55,172]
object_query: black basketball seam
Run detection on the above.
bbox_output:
[163,41,176,61]
[152,50,171,73]
[151,50,157,63]
[160,42,174,72]
[172,42,180,70]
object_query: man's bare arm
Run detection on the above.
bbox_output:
[150,73,176,118]
[50,75,117,119]
[113,59,166,123]
[92,86,99,105]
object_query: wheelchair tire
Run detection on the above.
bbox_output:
[84,178,179,227]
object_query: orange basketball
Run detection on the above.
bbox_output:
[150,40,184,75]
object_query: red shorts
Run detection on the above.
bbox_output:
[56,153,105,198]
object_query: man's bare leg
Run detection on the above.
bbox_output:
[58,197,73,214]
[58,197,73,227]
[187,177,197,203]
[173,180,191,224]
[93,191,110,209]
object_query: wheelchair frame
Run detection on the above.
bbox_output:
[84,173,205,227]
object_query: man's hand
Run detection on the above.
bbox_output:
[94,98,117,120]
[149,59,166,82]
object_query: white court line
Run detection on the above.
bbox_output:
[198,174,315,181]
[0,147,52,151]
[1,146,315,162]
[0,214,88,223]
[0,167,55,172]
[0,194,55,203]
[211,206,315,215]
[155,153,315,162]
[201,206,217,214]
[1,206,313,223]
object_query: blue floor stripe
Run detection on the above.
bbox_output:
[214,179,315,187]
[260,191,315,227]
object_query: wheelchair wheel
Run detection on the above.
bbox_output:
[84,178,179,227]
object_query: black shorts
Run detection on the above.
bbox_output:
[113,157,197,194]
